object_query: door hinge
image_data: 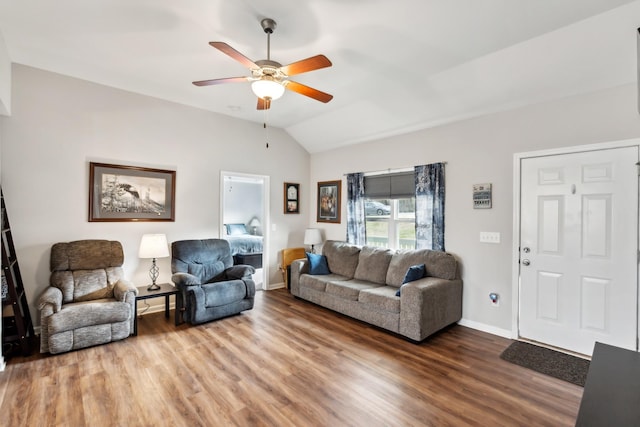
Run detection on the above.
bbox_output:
[636,161,640,176]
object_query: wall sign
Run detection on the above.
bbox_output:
[473,183,492,209]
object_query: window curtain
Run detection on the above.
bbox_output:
[346,172,366,245]
[415,163,445,251]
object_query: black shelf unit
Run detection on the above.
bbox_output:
[1,188,34,357]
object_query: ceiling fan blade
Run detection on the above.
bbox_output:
[285,80,333,103]
[210,42,259,70]
[280,55,332,76]
[192,76,249,87]
[257,98,271,110]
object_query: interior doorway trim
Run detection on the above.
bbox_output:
[220,170,270,290]
[511,138,640,341]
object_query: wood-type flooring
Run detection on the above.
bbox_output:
[0,289,582,426]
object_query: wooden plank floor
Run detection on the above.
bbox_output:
[0,289,582,426]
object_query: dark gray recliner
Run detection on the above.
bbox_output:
[171,239,255,325]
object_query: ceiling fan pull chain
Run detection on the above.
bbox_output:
[264,108,270,148]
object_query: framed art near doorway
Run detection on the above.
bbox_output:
[317,180,341,223]
[284,182,299,214]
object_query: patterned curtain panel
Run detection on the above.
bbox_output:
[346,172,366,245]
[415,163,445,251]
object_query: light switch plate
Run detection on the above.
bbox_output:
[480,231,500,244]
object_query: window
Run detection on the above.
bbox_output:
[365,198,415,249]
[363,170,416,250]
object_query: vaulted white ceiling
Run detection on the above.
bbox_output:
[0,0,638,153]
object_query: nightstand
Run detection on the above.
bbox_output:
[233,252,263,269]
[133,283,180,336]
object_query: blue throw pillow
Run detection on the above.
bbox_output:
[306,252,330,275]
[396,264,426,296]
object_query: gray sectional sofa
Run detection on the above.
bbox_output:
[290,240,462,341]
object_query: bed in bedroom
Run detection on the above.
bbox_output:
[224,223,263,268]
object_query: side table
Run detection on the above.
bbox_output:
[134,283,180,336]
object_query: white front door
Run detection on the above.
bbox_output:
[519,146,638,356]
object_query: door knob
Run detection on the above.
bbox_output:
[522,259,530,266]
[522,247,530,253]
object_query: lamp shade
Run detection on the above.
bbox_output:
[304,228,323,246]
[251,78,285,100]
[138,234,170,259]
[248,218,261,228]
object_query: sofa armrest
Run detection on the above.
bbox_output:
[38,286,63,314]
[113,278,137,302]
[399,277,462,341]
[172,272,202,287]
[225,265,255,280]
[289,259,309,296]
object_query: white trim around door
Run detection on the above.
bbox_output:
[220,171,271,290]
[512,138,640,353]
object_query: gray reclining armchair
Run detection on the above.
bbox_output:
[171,239,255,325]
[38,240,137,354]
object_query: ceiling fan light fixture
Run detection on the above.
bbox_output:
[251,78,285,101]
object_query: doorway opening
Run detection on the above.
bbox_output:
[221,171,270,290]
[512,140,640,356]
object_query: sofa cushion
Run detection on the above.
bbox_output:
[386,249,458,286]
[395,264,426,296]
[360,286,401,313]
[202,280,247,307]
[171,239,234,283]
[48,300,130,333]
[306,252,331,275]
[300,273,347,292]
[354,246,393,285]
[51,240,124,272]
[51,268,122,303]
[323,241,361,279]
[325,280,382,301]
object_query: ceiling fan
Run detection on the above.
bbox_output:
[193,18,333,110]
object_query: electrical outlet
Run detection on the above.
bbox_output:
[489,292,499,307]
[480,232,501,244]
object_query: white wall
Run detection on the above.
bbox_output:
[0,30,10,116]
[223,179,263,234]
[0,64,311,323]
[309,82,640,334]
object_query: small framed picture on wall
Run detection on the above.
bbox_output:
[284,182,300,214]
[317,180,341,223]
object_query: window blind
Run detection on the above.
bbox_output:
[364,172,414,199]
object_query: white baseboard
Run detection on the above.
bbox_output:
[267,282,286,290]
[458,318,513,339]
[0,355,5,372]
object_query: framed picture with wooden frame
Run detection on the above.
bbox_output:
[284,182,300,214]
[317,180,341,223]
[89,162,176,222]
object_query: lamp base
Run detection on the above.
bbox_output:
[147,283,161,291]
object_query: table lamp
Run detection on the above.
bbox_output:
[304,228,323,254]
[138,233,170,291]
[248,217,261,235]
